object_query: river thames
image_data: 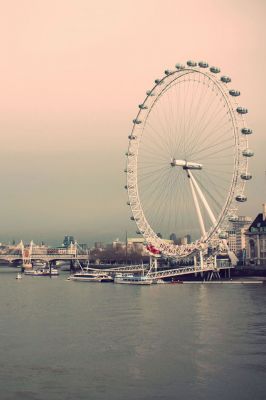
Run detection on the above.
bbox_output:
[0,268,266,400]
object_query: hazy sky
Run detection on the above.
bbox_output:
[0,0,265,245]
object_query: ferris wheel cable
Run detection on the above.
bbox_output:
[138,169,172,195]
[189,108,231,152]
[197,176,229,208]
[145,119,175,156]
[198,173,233,192]
[194,172,228,207]
[152,94,179,154]
[188,102,231,157]
[138,167,175,203]
[200,148,235,160]
[158,76,206,156]
[186,79,211,149]
[144,172,179,235]
[181,101,222,159]
[138,145,170,161]
[199,166,233,186]
[194,109,233,151]
[188,89,228,150]
[195,179,230,218]
[188,130,233,159]
[184,78,200,141]
[195,174,227,213]
[138,165,172,179]
[183,79,215,148]
[181,77,192,148]
[192,139,235,159]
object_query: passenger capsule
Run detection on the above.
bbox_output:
[241,128,252,135]
[198,61,209,68]
[154,79,163,85]
[130,216,135,220]
[210,66,220,73]
[136,230,141,235]
[242,149,254,157]
[229,90,240,97]
[187,60,197,67]
[219,231,228,239]
[128,134,137,140]
[127,201,130,205]
[236,194,247,202]
[241,173,252,180]
[146,90,155,96]
[164,69,173,76]
[133,119,142,124]
[125,151,134,156]
[237,107,248,114]
[138,104,148,110]
[221,76,231,83]
[175,63,185,70]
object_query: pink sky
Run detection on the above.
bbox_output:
[0,0,265,244]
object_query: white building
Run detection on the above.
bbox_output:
[245,204,266,265]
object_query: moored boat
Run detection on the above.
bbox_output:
[24,268,59,276]
[68,272,113,282]
[114,273,153,285]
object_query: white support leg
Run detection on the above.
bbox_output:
[188,172,206,237]
[189,171,217,226]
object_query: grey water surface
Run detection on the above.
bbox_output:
[0,268,266,400]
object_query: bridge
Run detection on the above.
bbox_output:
[0,240,88,268]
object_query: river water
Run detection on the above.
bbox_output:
[0,268,266,400]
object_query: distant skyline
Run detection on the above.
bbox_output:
[0,0,265,245]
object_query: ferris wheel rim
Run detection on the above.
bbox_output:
[126,62,252,257]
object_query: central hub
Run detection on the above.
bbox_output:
[170,158,203,170]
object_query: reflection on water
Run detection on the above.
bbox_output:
[0,270,266,400]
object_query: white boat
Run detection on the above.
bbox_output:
[114,273,153,285]
[16,272,22,280]
[68,272,113,282]
[24,268,59,276]
[33,261,47,268]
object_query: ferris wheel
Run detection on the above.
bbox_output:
[125,61,253,258]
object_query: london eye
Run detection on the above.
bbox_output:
[125,61,253,258]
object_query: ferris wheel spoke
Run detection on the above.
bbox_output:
[191,111,232,154]
[185,79,215,151]
[195,172,230,211]
[188,115,229,156]
[145,120,174,156]
[188,98,229,156]
[188,130,233,159]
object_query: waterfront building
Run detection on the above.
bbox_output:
[245,204,266,265]
[230,216,252,256]
[127,238,149,255]
[227,230,237,253]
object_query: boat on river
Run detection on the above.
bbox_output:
[67,272,113,282]
[24,268,59,276]
[114,273,153,285]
